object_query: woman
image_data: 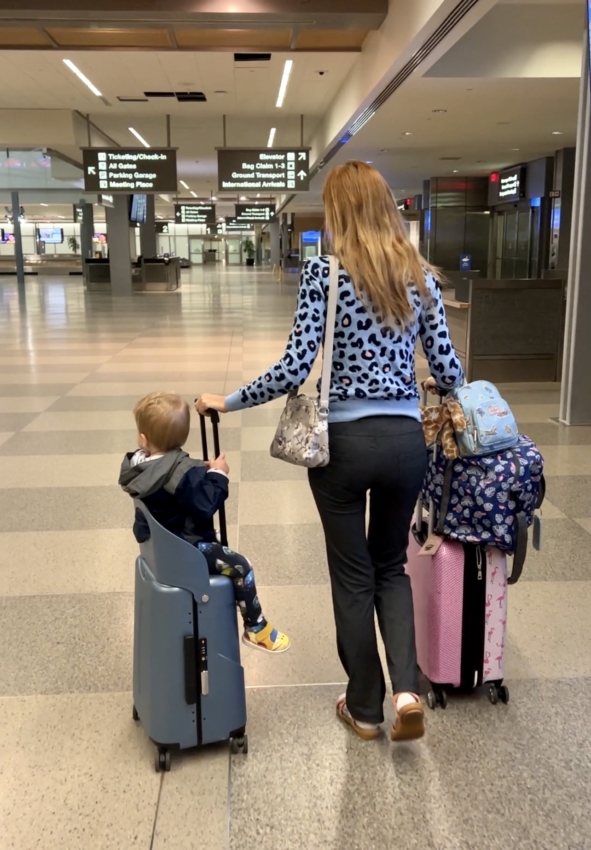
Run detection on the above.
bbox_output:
[197,161,463,742]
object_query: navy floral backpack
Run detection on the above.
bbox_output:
[422,435,545,581]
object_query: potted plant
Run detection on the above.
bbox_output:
[68,236,80,254]
[242,237,255,267]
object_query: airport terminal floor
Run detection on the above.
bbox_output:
[1,265,591,850]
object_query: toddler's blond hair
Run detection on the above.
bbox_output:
[133,391,190,452]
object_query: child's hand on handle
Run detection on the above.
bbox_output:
[195,394,228,416]
[206,454,230,475]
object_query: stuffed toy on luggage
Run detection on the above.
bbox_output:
[421,398,467,459]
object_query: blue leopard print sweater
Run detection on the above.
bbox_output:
[225,256,464,423]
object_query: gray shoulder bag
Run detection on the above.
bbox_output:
[269,255,339,468]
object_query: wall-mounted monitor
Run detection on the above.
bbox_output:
[3,232,14,243]
[39,228,64,243]
[302,230,321,244]
[129,194,148,224]
[93,233,107,244]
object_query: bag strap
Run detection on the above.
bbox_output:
[319,255,339,412]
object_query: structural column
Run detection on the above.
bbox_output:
[139,194,157,258]
[105,195,133,295]
[11,191,25,287]
[269,222,280,267]
[280,213,290,264]
[79,199,95,260]
[560,44,591,425]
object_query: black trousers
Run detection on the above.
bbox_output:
[308,416,428,725]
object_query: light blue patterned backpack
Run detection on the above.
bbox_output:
[449,381,519,457]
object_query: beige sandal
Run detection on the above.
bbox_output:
[390,694,425,742]
[336,695,381,741]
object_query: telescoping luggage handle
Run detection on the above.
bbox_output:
[199,410,228,548]
[413,385,443,542]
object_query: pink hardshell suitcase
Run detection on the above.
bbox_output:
[406,519,509,709]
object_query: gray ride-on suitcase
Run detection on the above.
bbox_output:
[132,412,247,772]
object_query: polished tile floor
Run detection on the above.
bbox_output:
[1,268,590,850]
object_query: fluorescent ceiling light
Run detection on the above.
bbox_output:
[180,180,189,190]
[240,195,247,200]
[267,127,276,148]
[276,60,293,108]
[63,59,102,97]
[211,195,218,201]
[129,127,150,148]
[190,190,197,198]
[256,193,260,197]
[40,203,48,207]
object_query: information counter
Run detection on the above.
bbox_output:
[443,278,565,383]
[84,258,181,292]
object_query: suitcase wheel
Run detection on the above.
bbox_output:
[155,748,171,773]
[426,689,447,710]
[490,684,510,705]
[230,734,249,756]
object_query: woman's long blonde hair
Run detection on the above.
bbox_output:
[323,160,432,326]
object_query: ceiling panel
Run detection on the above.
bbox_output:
[0,49,357,115]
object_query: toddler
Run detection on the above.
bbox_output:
[119,391,290,654]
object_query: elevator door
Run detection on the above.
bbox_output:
[498,209,532,279]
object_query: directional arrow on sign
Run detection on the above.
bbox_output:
[298,152,306,160]
[87,166,96,175]
[297,170,307,180]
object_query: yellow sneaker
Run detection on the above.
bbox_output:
[242,623,291,653]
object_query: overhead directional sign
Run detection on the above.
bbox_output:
[174,204,216,224]
[224,217,255,232]
[82,148,178,193]
[217,148,309,192]
[234,204,276,223]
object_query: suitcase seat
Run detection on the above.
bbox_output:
[132,501,247,771]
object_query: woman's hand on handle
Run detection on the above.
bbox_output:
[195,394,228,416]
[422,377,440,396]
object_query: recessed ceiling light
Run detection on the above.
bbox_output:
[211,196,218,201]
[63,58,102,97]
[180,180,189,190]
[365,160,373,164]
[240,195,247,200]
[276,59,293,108]
[256,193,260,197]
[511,148,520,151]
[190,190,197,198]
[432,109,447,114]
[453,169,459,173]
[403,132,413,136]
[267,127,276,148]
[40,203,48,206]
[129,127,150,148]
[552,131,563,135]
